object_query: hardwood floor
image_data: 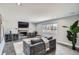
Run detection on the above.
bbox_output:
[3,41,79,55]
[3,41,16,55]
[48,43,79,55]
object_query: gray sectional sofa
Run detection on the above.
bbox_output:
[23,37,56,55]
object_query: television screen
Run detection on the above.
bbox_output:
[18,22,29,28]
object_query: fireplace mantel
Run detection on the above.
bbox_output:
[18,28,29,31]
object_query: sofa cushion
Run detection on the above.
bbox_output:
[31,39,43,44]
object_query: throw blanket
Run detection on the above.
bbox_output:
[41,37,49,51]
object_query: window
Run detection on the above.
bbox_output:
[41,23,57,33]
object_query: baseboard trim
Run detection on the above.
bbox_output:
[57,41,79,51]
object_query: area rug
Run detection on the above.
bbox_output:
[13,41,25,55]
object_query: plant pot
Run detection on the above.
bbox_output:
[72,47,76,50]
[72,44,76,50]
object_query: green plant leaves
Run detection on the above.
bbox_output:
[71,26,79,33]
[67,30,73,41]
[70,20,78,30]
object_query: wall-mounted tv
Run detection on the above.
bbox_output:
[18,22,29,28]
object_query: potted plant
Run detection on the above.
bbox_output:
[63,20,79,50]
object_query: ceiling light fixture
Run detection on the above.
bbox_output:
[17,3,22,6]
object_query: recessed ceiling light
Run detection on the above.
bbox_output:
[16,3,22,6]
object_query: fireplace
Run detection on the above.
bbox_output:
[18,29,28,40]
[20,32,27,36]
[18,21,29,40]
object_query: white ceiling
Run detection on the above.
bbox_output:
[0,3,79,23]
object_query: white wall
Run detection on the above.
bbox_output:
[0,5,36,34]
[29,22,36,32]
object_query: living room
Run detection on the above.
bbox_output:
[0,3,79,55]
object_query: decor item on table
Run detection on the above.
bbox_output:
[10,31,12,40]
[63,20,79,50]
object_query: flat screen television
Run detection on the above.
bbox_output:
[18,22,29,28]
